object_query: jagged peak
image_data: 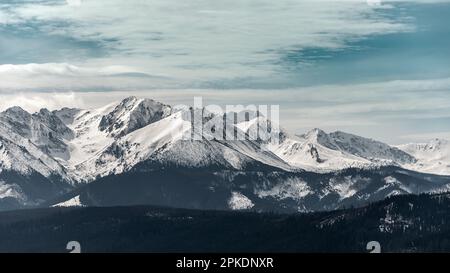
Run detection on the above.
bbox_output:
[33,108,61,121]
[0,107,32,125]
[328,130,398,148]
[117,96,140,107]
[52,108,81,126]
[331,130,349,136]
[109,96,139,111]
[37,108,52,115]
[52,107,81,115]
[301,128,328,141]
[310,128,326,135]
[139,97,170,108]
[123,95,138,102]
[112,97,172,113]
[330,130,365,143]
[2,106,30,116]
[331,130,371,140]
[99,96,172,137]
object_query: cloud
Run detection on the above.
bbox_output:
[0,63,175,91]
[0,92,85,113]
[0,0,416,90]
[66,0,82,7]
[0,63,153,77]
[0,10,15,25]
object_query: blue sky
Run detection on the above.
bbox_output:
[0,0,449,143]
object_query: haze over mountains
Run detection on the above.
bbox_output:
[1,96,449,212]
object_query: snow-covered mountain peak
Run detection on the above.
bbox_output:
[53,108,81,125]
[33,108,75,140]
[303,128,326,138]
[300,128,331,145]
[0,107,33,138]
[0,106,71,180]
[1,106,32,125]
[37,108,51,115]
[322,129,415,164]
[0,106,74,147]
[397,139,450,175]
[122,95,139,104]
[98,96,172,138]
[2,106,30,117]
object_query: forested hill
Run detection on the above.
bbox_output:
[1,192,450,253]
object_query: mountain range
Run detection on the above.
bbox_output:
[1,96,450,212]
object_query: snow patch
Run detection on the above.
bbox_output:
[228,192,254,210]
[52,195,84,207]
[329,176,359,200]
[257,178,311,201]
[0,181,26,201]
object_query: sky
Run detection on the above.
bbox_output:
[0,0,449,144]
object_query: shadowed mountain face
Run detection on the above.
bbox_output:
[46,164,450,213]
[3,192,450,253]
[1,96,450,212]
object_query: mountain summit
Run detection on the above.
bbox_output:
[99,96,172,137]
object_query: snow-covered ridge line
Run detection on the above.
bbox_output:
[397,139,450,176]
[0,96,449,186]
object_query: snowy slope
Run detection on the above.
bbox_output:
[61,102,117,178]
[0,109,71,179]
[270,129,362,171]
[269,130,372,172]
[52,195,84,207]
[269,128,418,173]
[53,97,173,181]
[99,96,172,137]
[73,109,291,180]
[398,139,450,175]
[72,110,188,180]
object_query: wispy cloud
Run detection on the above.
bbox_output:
[0,63,147,77]
[0,63,176,91]
[0,0,416,90]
